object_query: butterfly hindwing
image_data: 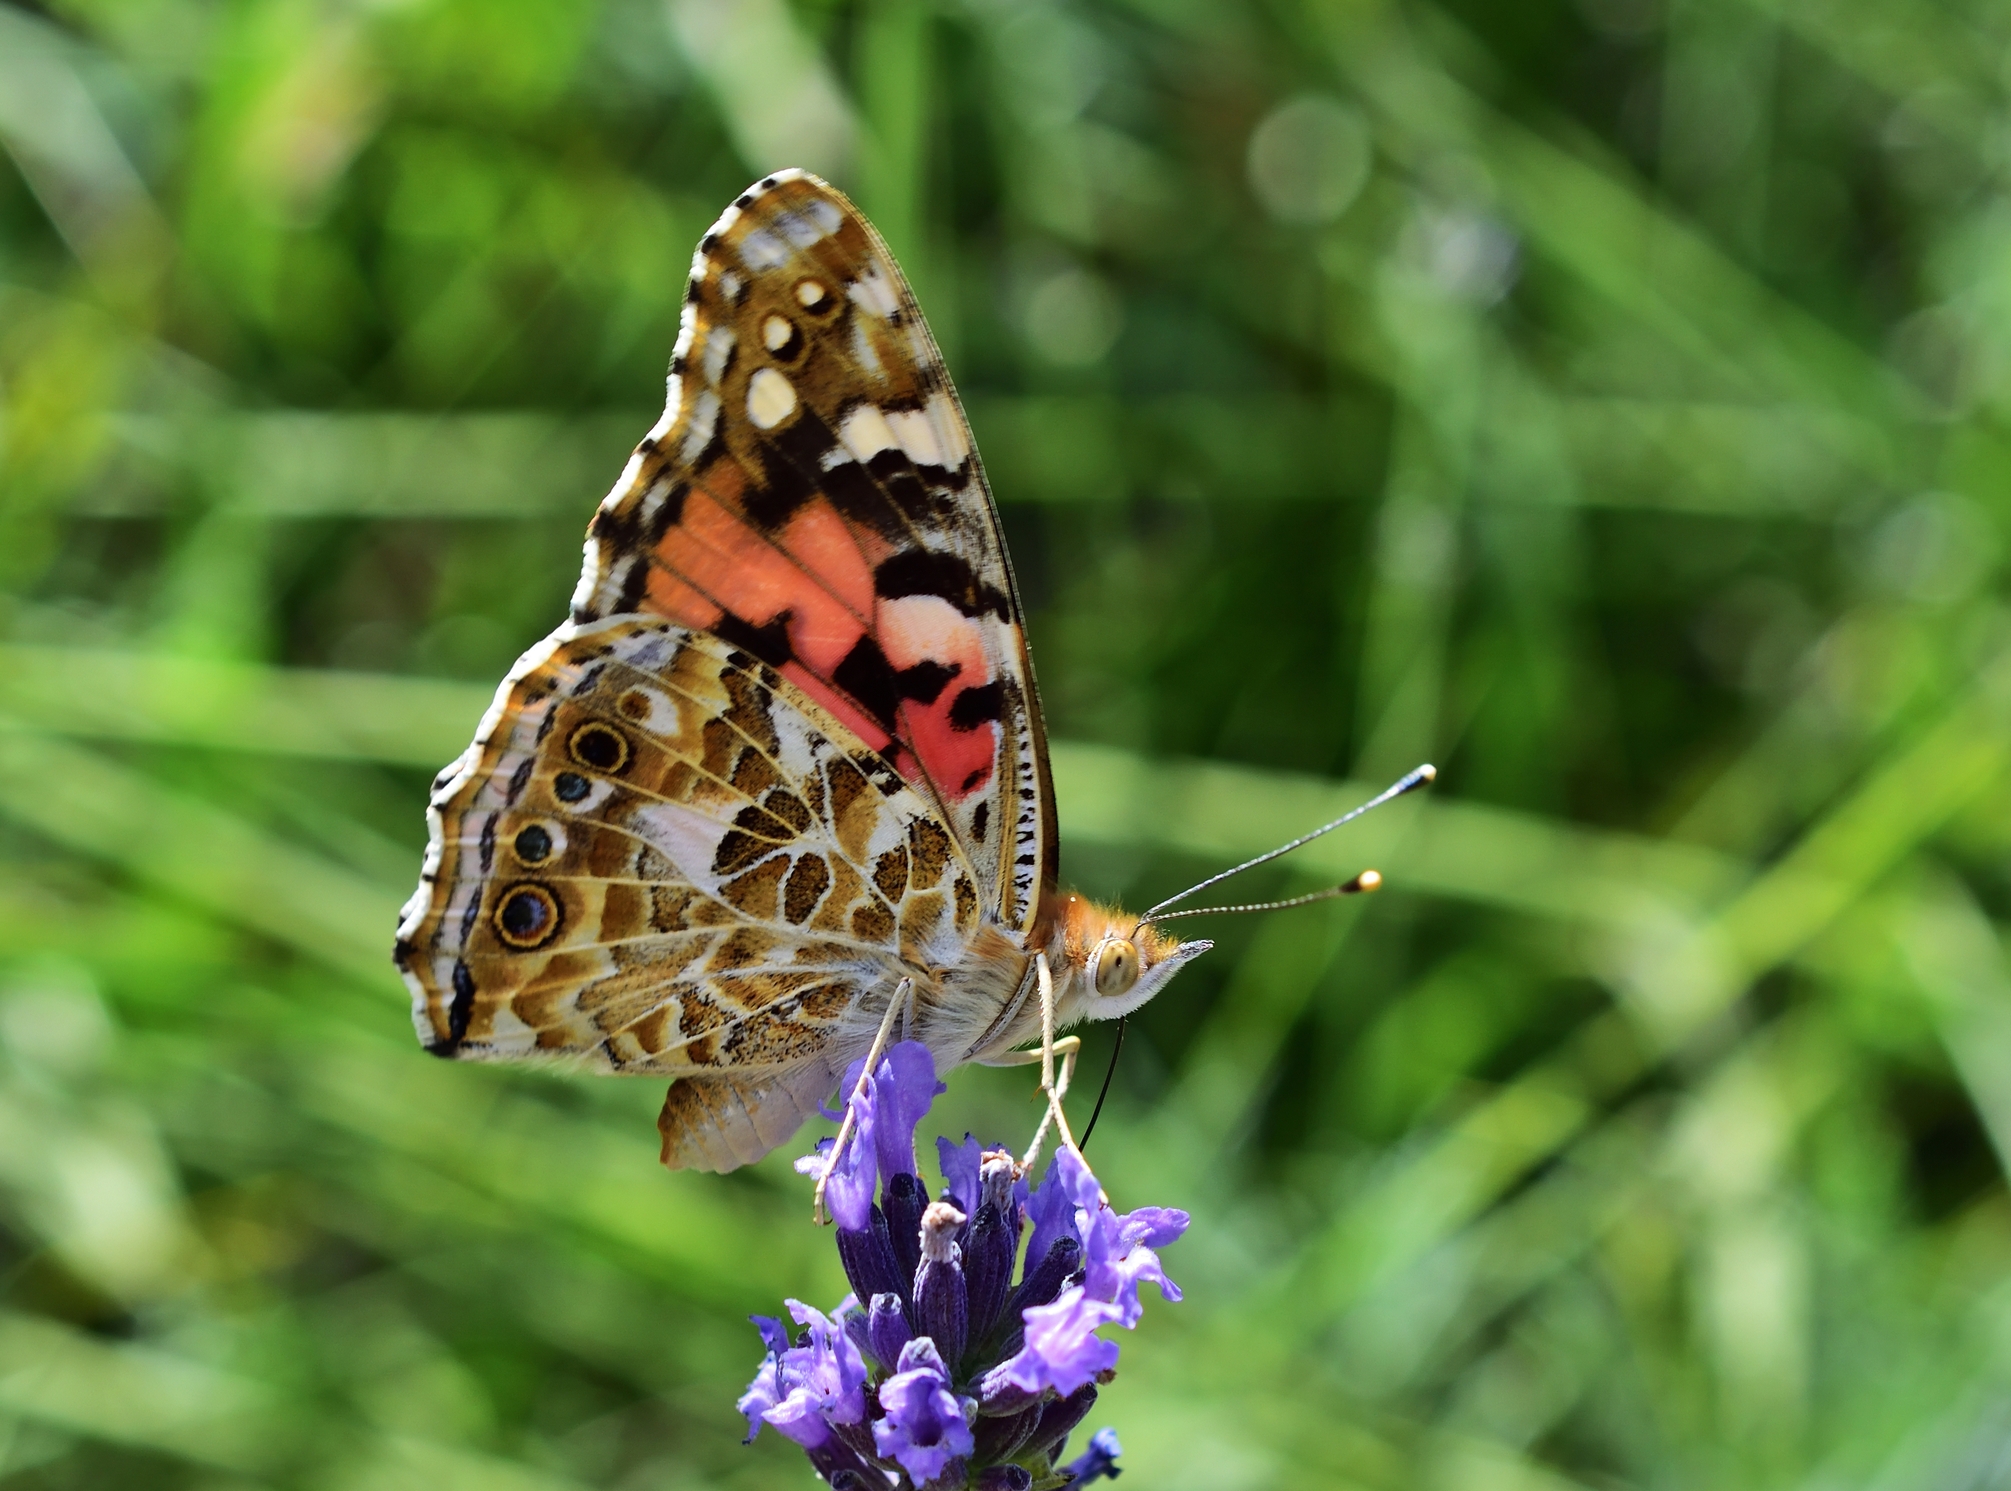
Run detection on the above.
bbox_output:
[394,617,985,1168]
[571,170,1056,940]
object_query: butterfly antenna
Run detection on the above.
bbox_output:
[1138,764,1435,924]
[1142,869,1382,924]
[1078,1016,1126,1153]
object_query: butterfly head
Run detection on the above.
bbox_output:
[1047,893,1213,1021]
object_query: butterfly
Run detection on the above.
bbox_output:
[395,170,1417,1173]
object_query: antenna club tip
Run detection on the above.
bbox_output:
[1418,763,1438,783]
[1353,869,1383,893]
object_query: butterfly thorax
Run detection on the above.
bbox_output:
[916,893,1199,1068]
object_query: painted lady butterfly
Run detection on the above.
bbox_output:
[393,171,1216,1172]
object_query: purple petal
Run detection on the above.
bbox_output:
[936,1132,985,1218]
[1053,1144,1104,1212]
[1060,1170,1185,1327]
[1022,1159,1080,1275]
[778,1299,868,1427]
[750,1313,791,1359]
[735,1357,786,1444]
[1117,1205,1189,1250]
[999,1285,1122,1397]
[1077,1208,1183,1326]
[873,1041,943,1183]
[819,1087,878,1233]
[761,1385,836,1448]
[873,1334,975,1484]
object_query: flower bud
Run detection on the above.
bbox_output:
[991,1234,1081,1360]
[867,1292,912,1370]
[834,1203,904,1307]
[884,1171,926,1286]
[1031,1383,1098,1463]
[965,1151,1019,1347]
[971,1399,1043,1463]
[914,1200,969,1366]
[974,1360,1043,1417]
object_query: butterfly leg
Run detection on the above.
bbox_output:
[814,976,915,1225]
[999,954,1097,1190]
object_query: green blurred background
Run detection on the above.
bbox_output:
[5,0,2011,1486]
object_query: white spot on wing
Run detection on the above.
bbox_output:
[797,278,829,308]
[702,325,737,386]
[748,367,799,429]
[847,262,900,319]
[805,197,843,234]
[925,391,969,467]
[839,404,899,462]
[774,209,829,249]
[849,316,884,379]
[637,471,675,527]
[630,801,732,895]
[681,390,721,462]
[886,408,944,468]
[763,314,794,351]
[739,229,789,270]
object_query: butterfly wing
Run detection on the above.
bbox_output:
[394,616,985,1170]
[570,170,1056,939]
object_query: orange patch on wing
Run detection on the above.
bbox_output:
[645,568,723,629]
[777,499,875,624]
[653,469,867,679]
[879,594,999,802]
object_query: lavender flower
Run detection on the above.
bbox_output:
[738,1299,879,1486]
[874,1337,974,1483]
[744,1040,1186,1489]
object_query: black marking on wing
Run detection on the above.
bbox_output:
[712,609,796,669]
[433,959,476,1053]
[948,681,1003,731]
[874,548,1011,621]
[738,422,828,528]
[897,658,960,706]
[505,757,535,805]
[833,634,901,732]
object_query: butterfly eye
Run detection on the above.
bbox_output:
[493,883,562,949]
[568,722,631,775]
[1090,937,1141,999]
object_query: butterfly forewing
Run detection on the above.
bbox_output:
[570,171,1055,938]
